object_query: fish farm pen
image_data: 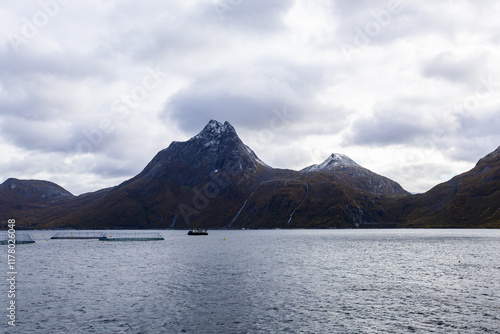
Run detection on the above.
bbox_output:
[99,232,165,241]
[51,231,106,239]
[0,232,35,244]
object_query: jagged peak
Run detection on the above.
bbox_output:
[324,153,360,167]
[301,153,360,172]
[194,120,237,140]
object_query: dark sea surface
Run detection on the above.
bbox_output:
[1,229,500,333]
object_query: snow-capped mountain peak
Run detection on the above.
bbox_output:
[190,120,239,149]
[300,152,409,196]
[301,153,360,172]
[194,120,236,140]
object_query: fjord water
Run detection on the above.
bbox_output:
[2,229,499,333]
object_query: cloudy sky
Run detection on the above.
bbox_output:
[1,0,500,195]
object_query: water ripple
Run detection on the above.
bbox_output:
[1,229,499,333]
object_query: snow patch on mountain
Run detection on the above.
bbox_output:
[194,120,235,141]
[301,153,360,172]
[244,145,270,168]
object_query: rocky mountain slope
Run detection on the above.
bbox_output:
[301,153,409,197]
[396,146,500,228]
[0,179,74,224]
[0,178,74,204]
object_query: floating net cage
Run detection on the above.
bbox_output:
[51,231,106,239]
[99,232,165,241]
[0,232,35,244]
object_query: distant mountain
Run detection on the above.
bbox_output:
[0,178,73,212]
[1,120,498,229]
[0,178,74,204]
[398,146,500,228]
[70,120,402,229]
[302,153,360,171]
[301,153,409,197]
[0,178,74,228]
[126,120,271,187]
[88,119,275,229]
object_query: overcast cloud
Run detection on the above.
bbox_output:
[1,0,500,195]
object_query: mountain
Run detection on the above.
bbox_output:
[0,178,74,204]
[302,153,360,172]
[2,120,498,229]
[0,178,75,229]
[89,120,274,229]
[74,120,402,229]
[127,120,271,187]
[0,120,408,229]
[0,178,72,213]
[397,146,500,228]
[301,153,409,197]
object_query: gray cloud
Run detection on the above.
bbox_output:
[332,0,412,48]
[0,116,74,152]
[162,57,342,135]
[1,0,500,195]
[347,116,426,146]
[0,51,116,82]
[212,0,295,31]
[88,155,140,178]
[443,108,500,162]
[166,91,285,132]
[422,52,484,83]
[345,99,445,146]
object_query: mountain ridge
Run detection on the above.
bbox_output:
[397,145,500,228]
[301,153,360,171]
[1,121,498,229]
[301,153,409,197]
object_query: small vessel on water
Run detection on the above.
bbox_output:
[188,228,208,235]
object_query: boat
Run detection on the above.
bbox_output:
[188,228,208,235]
